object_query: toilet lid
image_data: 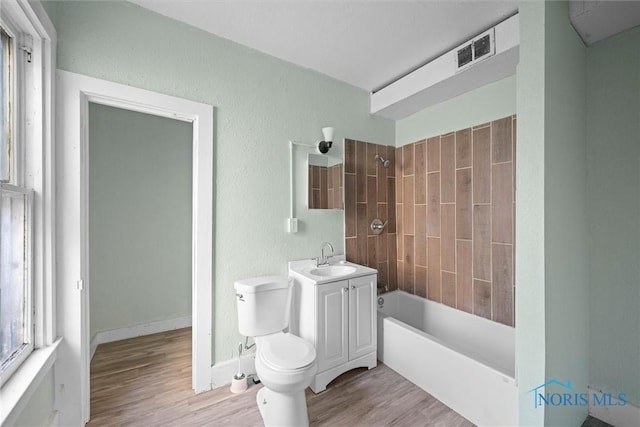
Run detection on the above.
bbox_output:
[259,333,316,371]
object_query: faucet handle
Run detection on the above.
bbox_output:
[370,219,387,235]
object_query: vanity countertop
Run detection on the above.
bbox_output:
[288,255,377,285]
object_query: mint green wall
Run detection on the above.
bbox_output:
[395,75,516,146]
[517,3,590,425]
[88,103,192,337]
[515,2,547,424]
[587,26,640,407]
[46,0,394,363]
[14,369,55,426]
[543,2,589,425]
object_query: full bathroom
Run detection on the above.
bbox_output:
[3,1,640,427]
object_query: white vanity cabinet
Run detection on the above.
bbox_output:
[293,268,377,393]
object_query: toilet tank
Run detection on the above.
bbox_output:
[234,276,292,337]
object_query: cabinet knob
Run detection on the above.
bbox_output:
[351,285,355,290]
[342,287,348,293]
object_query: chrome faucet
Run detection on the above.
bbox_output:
[316,242,334,267]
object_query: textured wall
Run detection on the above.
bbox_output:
[587,25,640,408]
[514,3,547,424]
[542,3,589,424]
[89,103,192,337]
[396,75,516,147]
[46,0,394,364]
[13,369,55,426]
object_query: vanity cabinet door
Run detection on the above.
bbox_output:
[316,280,349,372]
[348,274,376,360]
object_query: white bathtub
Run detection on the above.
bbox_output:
[377,290,517,426]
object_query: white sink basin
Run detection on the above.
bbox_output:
[288,256,377,284]
[309,265,357,277]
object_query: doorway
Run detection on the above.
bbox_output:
[56,70,214,425]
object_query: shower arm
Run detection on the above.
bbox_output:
[374,154,391,168]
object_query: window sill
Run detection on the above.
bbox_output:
[0,338,62,426]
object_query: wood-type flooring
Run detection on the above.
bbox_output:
[88,328,473,427]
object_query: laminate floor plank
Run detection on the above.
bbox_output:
[88,328,473,427]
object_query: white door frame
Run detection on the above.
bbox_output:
[56,70,213,424]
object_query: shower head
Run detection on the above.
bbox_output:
[374,154,391,168]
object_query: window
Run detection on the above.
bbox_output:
[0,20,35,386]
[1,185,33,380]
[0,0,54,390]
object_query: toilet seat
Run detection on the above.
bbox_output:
[257,333,316,372]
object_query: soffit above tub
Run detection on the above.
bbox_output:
[371,13,519,120]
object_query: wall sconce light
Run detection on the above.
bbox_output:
[317,127,334,154]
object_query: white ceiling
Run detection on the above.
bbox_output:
[129,1,640,93]
[129,0,518,92]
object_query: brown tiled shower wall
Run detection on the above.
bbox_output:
[344,139,397,290]
[344,115,516,327]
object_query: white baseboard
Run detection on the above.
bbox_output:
[589,387,640,427]
[90,315,192,360]
[211,353,256,389]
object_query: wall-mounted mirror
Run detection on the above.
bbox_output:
[308,153,343,210]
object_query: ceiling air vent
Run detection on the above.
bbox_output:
[456,28,495,72]
[370,14,519,120]
[457,44,473,68]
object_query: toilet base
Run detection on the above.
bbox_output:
[256,386,310,427]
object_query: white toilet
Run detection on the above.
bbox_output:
[235,276,317,427]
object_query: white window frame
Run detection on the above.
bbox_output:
[0,0,56,424]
